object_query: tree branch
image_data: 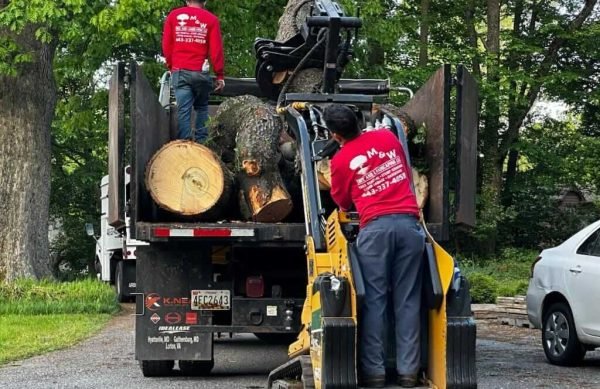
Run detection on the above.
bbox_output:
[499,0,598,157]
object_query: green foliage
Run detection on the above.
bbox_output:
[497,117,600,249]
[466,273,498,304]
[0,279,117,364]
[0,313,112,365]
[0,279,120,315]
[459,247,537,303]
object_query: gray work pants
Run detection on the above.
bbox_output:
[356,214,425,377]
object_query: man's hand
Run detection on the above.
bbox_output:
[214,79,225,93]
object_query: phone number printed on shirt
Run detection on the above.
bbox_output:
[357,156,407,198]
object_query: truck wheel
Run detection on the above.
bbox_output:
[139,360,174,377]
[542,302,586,366]
[178,360,214,376]
[115,261,126,303]
[254,333,297,344]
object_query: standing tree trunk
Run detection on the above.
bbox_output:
[0,21,56,281]
[478,0,502,252]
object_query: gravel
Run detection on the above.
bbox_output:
[0,306,598,389]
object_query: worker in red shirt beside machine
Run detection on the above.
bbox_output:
[162,0,225,143]
[325,104,425,388]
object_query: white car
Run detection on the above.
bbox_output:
[527,219,600,365]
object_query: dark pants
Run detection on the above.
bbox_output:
[171,69,211,143]
[356,214,425,377]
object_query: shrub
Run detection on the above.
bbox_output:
[467,272,499,304]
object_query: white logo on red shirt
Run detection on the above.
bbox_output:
[177,13,190,27]
[349,155,369,175]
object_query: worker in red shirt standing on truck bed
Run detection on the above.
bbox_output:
[162,0,225,143]
[325,104,425,388]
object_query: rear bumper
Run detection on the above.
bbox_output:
[526,280,544,329]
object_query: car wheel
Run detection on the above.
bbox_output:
[542,302,586,366]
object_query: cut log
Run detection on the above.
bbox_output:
[209,96,294,222]
[238,171,293,222]
[276,0,313,42]
[145,140,233,216]
[235,98,293,221]
[207,95,263,166]
[412,168,429,210]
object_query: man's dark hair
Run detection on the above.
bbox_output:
[323,104,360,140]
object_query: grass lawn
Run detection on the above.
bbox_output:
[0,279,120,365]
[0,313,112,365]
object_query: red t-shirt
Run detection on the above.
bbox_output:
[162,6,225,80]
[330,129,419,227]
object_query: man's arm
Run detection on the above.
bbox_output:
[209,18,225,81]
[330,157,353,211]
[162,14,173,69]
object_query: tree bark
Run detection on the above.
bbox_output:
[478,0,502,252]
[276,0,312,42]
[0,23,56,281]
[464,0,481,79]
[209,96,293,222]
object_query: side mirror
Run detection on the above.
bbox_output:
[85,223,96,237]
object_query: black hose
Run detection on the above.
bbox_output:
[276,30,327,108]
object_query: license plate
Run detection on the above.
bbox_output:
[191,290,231,311]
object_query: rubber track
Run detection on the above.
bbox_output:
[267,355,315,389]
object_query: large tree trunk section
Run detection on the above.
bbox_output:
[209,96,294,222]
[145,140,233,216]
[273,1,322,97]
[235,98,293,221]
[207,95,262,166]
[0,23,56,281]
[276,0,313,42]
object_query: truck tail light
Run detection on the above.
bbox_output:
[530,255,542,278]
[246,275,265,298]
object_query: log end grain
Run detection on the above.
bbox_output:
[145,140,230,216]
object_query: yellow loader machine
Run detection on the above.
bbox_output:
[258,1,479,388]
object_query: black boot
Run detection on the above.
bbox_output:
[397,373,418,388]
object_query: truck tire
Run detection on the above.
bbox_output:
[115,261,126,303]
[139,360,174,377]
[254,333,298,345]
[178,360,214,376]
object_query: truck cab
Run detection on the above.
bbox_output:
[93,169,147,302]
